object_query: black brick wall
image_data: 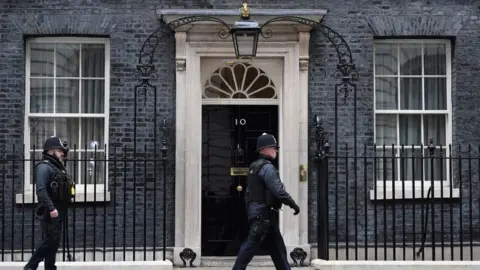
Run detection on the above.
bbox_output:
[0,0,479,257]
[306,0,480,249]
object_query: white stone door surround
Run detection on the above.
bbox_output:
[157,8,327,266]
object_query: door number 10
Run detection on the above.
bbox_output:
[235,118,247,126]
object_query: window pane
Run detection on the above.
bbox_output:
[399,114,421,145]
[425,78,446,110]
[375,114,396,146]
[400,78,422,110]
[375,149,397,182]
[81,118,105,150]
[55,118,80,148]
[399,44,422,75]
[30,118,54,150]
[82,80,105,113]
[56,44,80,77]
[82,44,105,78]
[375,77,397,110]
[399,148,422,182]
[30,118,80,150]
[30,79,54,113]
[424,149,447,182]
[80,152,106,184]
[424,114,446,146]
[56,79,79,113]
[30,43,54,77]
[424,44,446,75]
[375,43,397,75]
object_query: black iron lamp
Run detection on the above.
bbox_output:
[230,3,261,59]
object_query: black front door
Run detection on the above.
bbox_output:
[201,105,279,256]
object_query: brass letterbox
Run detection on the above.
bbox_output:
[230,167,249,176]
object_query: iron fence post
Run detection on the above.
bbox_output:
[161,118,168,261]
[314,116,330,260]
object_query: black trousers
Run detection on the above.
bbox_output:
[232,210,291,270]
[24,216,63,270]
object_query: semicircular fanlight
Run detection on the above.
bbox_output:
[203,62,277,99]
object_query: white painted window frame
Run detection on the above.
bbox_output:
[373,39,453,191]
[23,36,110,195]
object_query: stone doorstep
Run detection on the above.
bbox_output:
[180,256,313,269]
[201,256,276,267]
[203,256,310,265]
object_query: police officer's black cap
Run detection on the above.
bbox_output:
[42,136,67,153]
[256,133,279,152]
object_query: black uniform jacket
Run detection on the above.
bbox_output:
[35,154,66,213]
[247,155,296,219]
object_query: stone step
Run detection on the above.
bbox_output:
[201,256,274,267]
[173,256,312,269]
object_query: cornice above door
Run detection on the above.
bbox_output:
[157,8,327,42]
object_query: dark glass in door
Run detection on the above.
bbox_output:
[201,105,279,256]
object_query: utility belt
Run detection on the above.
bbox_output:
[247,200,282,213]
[248,200,281,210]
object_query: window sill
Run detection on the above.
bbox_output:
[15,191,111,204]
[369,186,460,201]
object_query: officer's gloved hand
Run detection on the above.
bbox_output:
[290,202,300,215]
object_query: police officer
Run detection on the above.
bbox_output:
[232,133,300,270]
[24,136,74,270]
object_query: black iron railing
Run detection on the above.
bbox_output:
[2,139,479,263]
[314,139,480,261]
[0,144,170,262]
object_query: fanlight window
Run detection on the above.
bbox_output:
[203,62,277,99]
